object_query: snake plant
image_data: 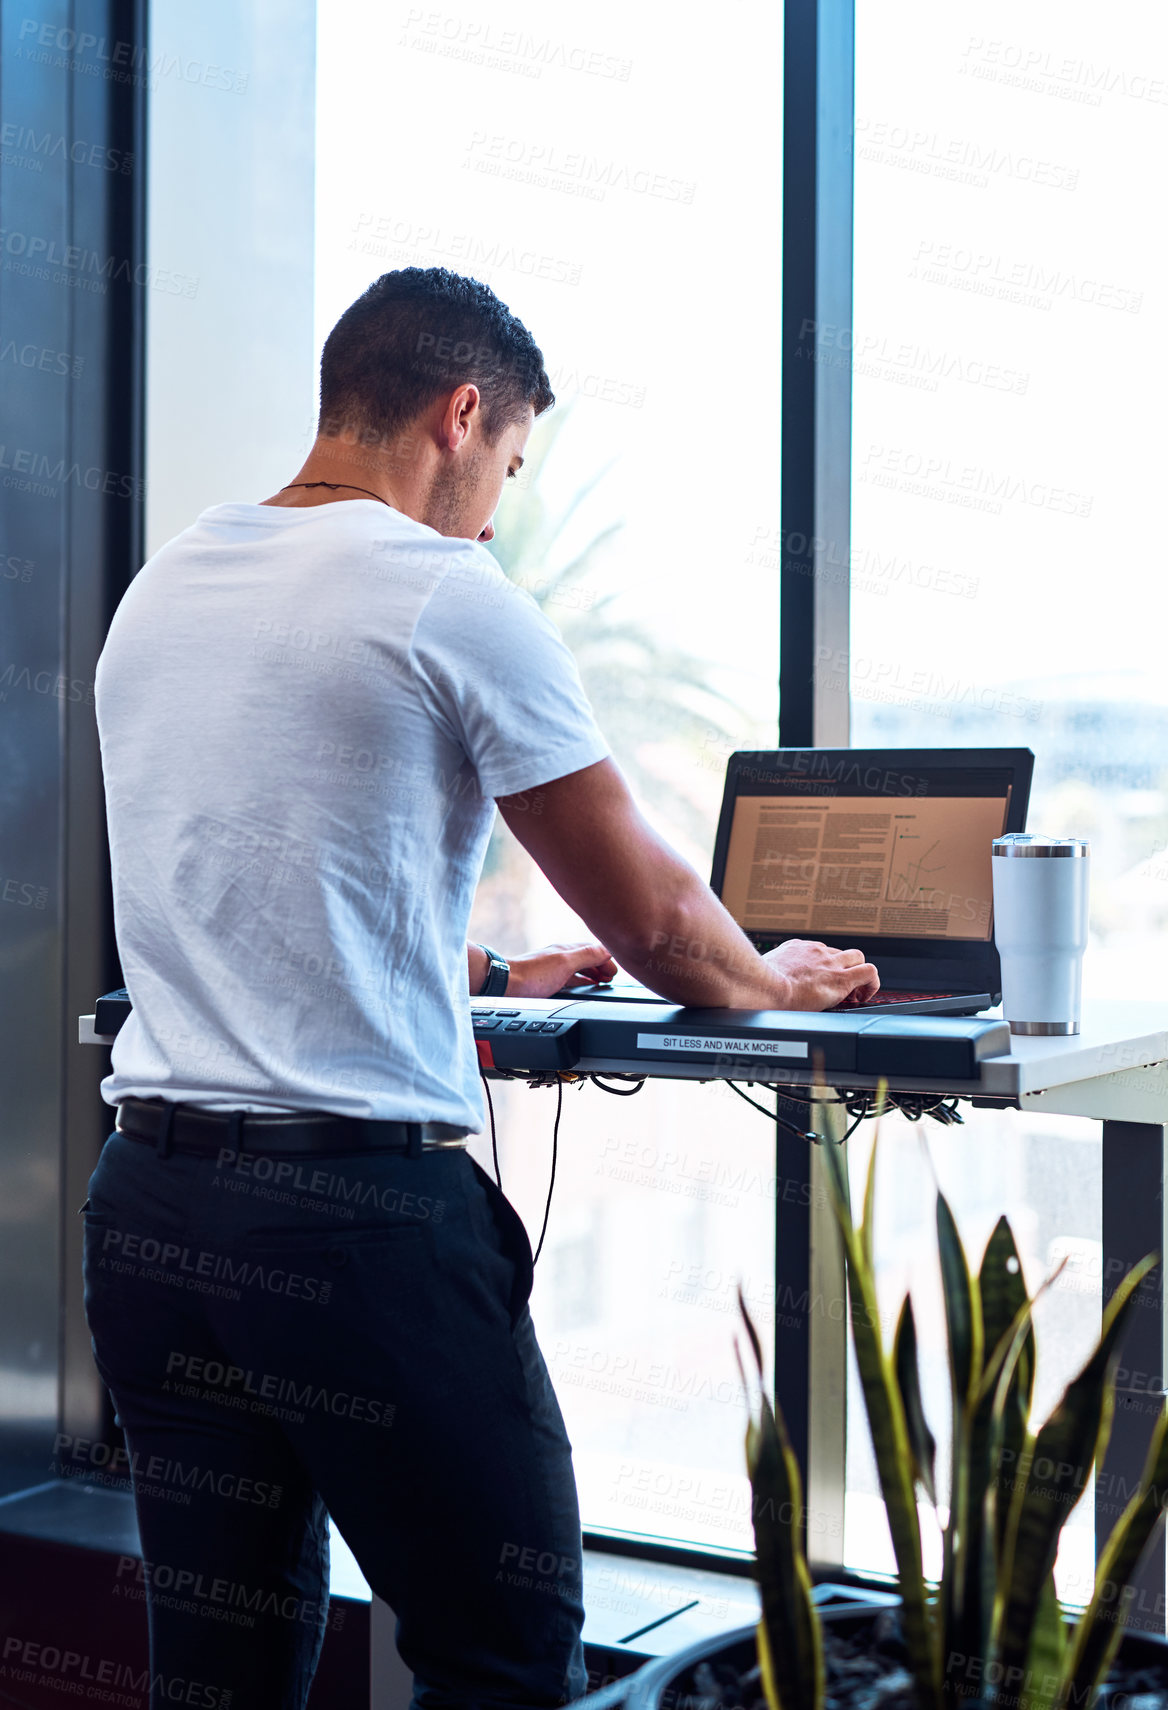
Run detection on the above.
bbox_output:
[738,1114,1168,1710]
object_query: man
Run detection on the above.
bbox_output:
[85,268,878,1709]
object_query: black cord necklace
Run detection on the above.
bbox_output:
[280,481,391,506]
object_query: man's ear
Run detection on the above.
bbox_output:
[441,383,482,451]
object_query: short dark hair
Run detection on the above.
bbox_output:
[318,268,554,447]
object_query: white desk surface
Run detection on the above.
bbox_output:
[977,1000,1168,1097]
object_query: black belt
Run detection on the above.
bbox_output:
[114,1097,469,1159]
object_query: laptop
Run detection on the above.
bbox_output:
[565,747,1034,1017]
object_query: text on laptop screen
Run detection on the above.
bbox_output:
[720,793,1011,942]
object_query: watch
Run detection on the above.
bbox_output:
[476,944,510,998]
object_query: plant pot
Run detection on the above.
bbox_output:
[573,1585,896,1709]
[620,1602,881,1710]
[577,1591,1168,1710]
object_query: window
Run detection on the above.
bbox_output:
[143,0,1149,1590]
[315,0,784,1554]
[846,1,1167,1593]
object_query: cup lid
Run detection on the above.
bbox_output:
[992,833,1090,858]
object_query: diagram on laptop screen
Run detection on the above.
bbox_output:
[720,794,1009,941]
[887,837,945,905]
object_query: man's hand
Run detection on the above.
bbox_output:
[505,941,618,999]
[763,940,880,1011]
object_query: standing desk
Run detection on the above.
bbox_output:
[78,996,1168,1683]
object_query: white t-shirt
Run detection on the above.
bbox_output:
[95,500,610,1128]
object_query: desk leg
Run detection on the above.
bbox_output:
[1098,1120,1168,1634]
[774,1100,847,1573]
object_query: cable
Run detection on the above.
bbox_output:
[479,1070,562,1264]
[839,1108,869,1145]
[725,1081,775,1121]
[721,1081,958,1146]
[827,1088,965,1137]
[480,1061,963,1258]
[588,1073,646,1096]
[481,1073,501,1187]
[532,1079,562,1266]
[726,1081,821,1143]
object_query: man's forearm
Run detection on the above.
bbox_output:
[606,882,794,1009]
[496,759,876,1014]
[466,943,488,994]
[498,761,791,1009]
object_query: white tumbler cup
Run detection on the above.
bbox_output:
[991,834,1090,1036]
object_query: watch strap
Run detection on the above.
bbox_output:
[476,945,510,998]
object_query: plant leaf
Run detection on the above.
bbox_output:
[978,1222,1038,1568]
[860,1104,880,1273]
[894,1296,938,1506]
[1059,1397,1168,1708]
[936,1192,984,1697]
[992,1253,1159,1691]
[740,1295,824,1710]
[982,1280,1051,1678]
[757,1619,781,1710]
[1022,1574,1066,1710]
[820,1132,941,1710]
[938,1193,983,1412]
[961,1220,1033,1675]
[979,1219,1035,1419]
[739,1283,766,1381]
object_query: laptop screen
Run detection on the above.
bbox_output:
[709,750,1034,981]
[719,791,1010,943]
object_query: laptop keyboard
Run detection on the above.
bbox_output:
[563,983,967,1013]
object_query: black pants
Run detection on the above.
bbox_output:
[81,1128,587,1709]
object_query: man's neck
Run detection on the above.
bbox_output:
[260,435,425,514]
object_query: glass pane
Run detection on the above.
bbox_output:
[843,1111,1102,1597]
[849,0,1168,997]
[482,1078,778,1557]
[316,0,784,1553]
[846,0,1166,1594]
